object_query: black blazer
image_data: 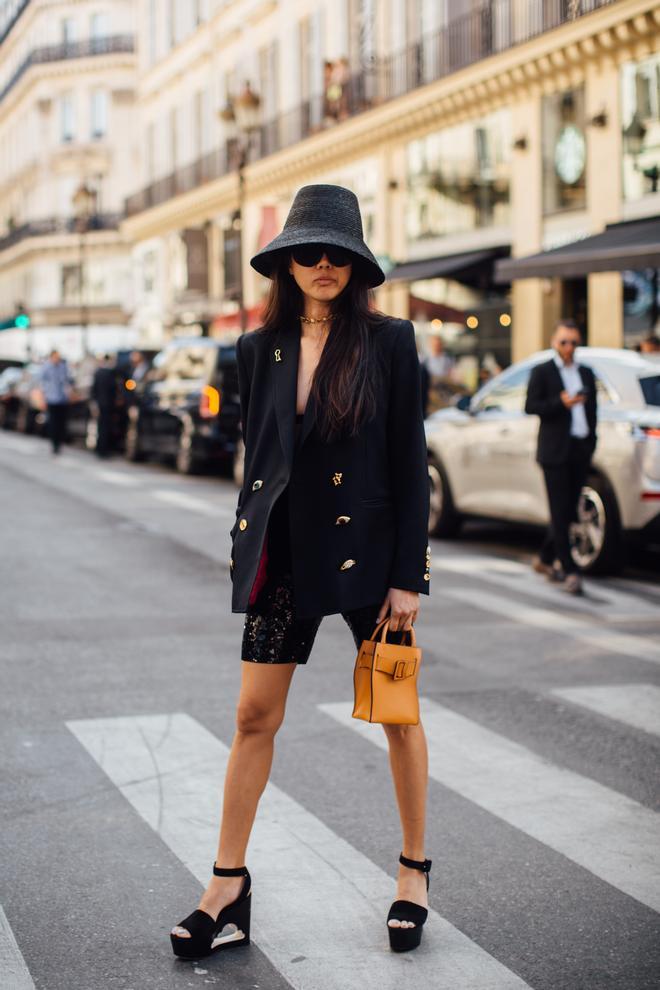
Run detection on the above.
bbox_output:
[524,358,597,466]
[230,318,430,619]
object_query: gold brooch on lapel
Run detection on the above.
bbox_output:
[274,348,282,362]
[332,472,343,486]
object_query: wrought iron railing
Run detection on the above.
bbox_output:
[0,0,31,47]
[0,213,122,254]
[0,34,135,105]
[125,0,617,217]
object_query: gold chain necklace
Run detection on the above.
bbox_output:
[299,314,334,325]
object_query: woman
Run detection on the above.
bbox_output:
[170,184,431,959]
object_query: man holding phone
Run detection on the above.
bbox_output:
[525,320,597,595]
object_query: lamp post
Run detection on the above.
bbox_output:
[218,81,261,333]
[72,180,96,357]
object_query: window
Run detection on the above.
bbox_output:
[407,110,511,243]
[475,365,531,414]
[90,12,109,38]
[90,90,108,139]
[61,17,76,45]
[61,264,82,304]
[622,54,660,201]
[640,375,660,406]
[542,87,587,215]
[60,94,75,142]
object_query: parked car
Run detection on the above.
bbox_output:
[12,363,48,435]
[0,366,23,429]
[124,337,241,474]
[425,347,660,574]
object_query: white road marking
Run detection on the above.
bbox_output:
[0,905,36,990]
[150,489,223,516]
[67,713,531,990]
[88,468,140,487]
[442,585,660,666]
[433,555,660,621]
[553,684,660,738]
[320,699,660,914]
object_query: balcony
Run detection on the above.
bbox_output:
[0,34,135,105]
[0,213,122,255]
[126,0,617,218]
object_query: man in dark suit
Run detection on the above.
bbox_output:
[91,354,117,458]
[524,320,597,595]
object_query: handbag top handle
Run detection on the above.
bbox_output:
[370,617,417,648]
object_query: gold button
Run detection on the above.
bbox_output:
[252,480,263,491]
[423,573,430,581]
[335,515,351,525]
[230,557,234,569]
[339,558,356,571]
[239,518,248,531]
[332,472,343,486]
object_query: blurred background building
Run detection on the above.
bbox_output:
[0,0,136,360]
[1,0,659,375]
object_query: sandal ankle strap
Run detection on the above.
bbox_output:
[213,864,248,877]
[399,854,432,874]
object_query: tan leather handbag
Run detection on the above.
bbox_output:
[352,619,422,725]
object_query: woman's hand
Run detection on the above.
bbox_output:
[377,588,419,631]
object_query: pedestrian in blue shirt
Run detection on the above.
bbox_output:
[38,350,73,454]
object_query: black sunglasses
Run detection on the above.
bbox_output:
[291,244,352,268]
[557,339,578,346]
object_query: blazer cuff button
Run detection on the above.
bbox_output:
[239,518,248,531]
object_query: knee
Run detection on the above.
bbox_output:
[382,722,414,745]
[236,697,285,736]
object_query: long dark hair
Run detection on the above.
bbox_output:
[259,253,387,442]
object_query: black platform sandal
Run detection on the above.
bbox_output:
[387,854,432,953]
[170,865,251,959]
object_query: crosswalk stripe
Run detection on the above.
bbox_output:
[0,906,36,990]
[433,554,660,621]
[67,713,531,990]
[320,699,660,914]
[443,585,660,665]
[553,684,660,738]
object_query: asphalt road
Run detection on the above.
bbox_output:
[1,432,659,990]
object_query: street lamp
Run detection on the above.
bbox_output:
[218,81,261,333]
[72,180,97,357]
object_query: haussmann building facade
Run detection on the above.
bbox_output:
[121,0,660,372]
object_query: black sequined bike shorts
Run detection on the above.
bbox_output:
[241,567,394,665]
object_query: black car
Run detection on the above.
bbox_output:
[124,337,241,474]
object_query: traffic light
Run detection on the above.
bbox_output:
[0,309,30,331]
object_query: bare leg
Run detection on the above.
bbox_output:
[172,661,297,936]
[382,720,429,929]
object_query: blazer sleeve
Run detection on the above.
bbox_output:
[234,334,252,519]
[524,363,565,419]
[387,321,430,595]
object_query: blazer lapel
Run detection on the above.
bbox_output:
[271,324,300,471]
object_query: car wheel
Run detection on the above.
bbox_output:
[428,457,461,538]
[125,420,145,462]
[570,474,624,575]
[176,421,201,475]
[233,437,245,488]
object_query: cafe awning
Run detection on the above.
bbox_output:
[387,246,508,283]
[495,215,660,283]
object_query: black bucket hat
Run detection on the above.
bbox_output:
[250,183,385,288]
